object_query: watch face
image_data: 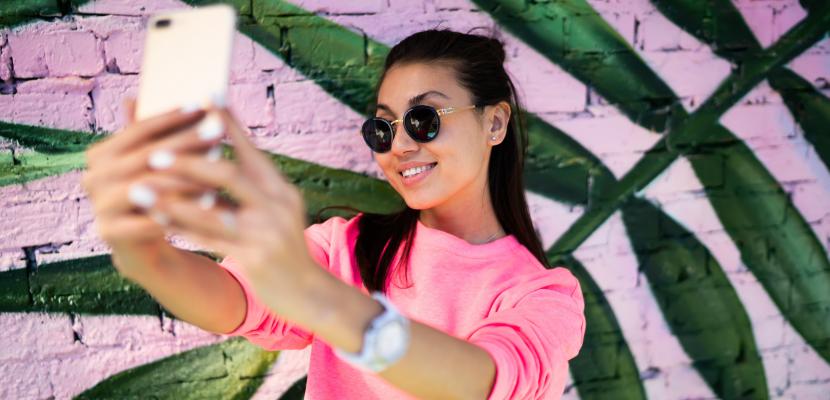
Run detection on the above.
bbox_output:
[376,320,407,359]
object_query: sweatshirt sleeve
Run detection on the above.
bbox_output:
[216,217,344,350]
[466,267,586,400]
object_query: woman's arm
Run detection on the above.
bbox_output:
[112,242,246,335]
[258,263,497,400]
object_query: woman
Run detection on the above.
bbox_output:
[82,29,586,399]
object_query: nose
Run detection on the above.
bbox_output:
[390,120,418,155]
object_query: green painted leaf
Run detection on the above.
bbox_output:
[75,337,278,399]
[0,254,159,315]
[690,125,830,363]
[0,0,62,29]
[768,69,830,171]
[0,122,101,186]
[473,0,683,132]
[647,0,830,364]
[650,0,830,171]
[278,376,307,400]
[556,254,646,400]
[650,0,761,61]
[622,197,768,399]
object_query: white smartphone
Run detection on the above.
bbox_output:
[135,5,236,120]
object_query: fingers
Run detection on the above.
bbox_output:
[124,98,137,126]
[86,105,207,168]
[95,214,165,244]
[91,172,209,217]
[214,108,290,192]
[160,153,273,207]
[157,196,240,243]
[85,118,225,188]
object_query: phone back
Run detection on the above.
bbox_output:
[136,5,236,120]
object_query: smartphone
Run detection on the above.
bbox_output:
[135,5,236,120]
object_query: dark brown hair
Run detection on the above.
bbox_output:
[351,29,550,293]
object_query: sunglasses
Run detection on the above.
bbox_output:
[360,104,478,153]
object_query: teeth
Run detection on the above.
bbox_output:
[402,163,435,178]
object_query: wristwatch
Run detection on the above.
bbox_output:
[334,292,411,373]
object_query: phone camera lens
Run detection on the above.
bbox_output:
[155,19,171,28]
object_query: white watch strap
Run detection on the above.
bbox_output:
[334,292,411,373]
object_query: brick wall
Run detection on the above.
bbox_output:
[1,0,828,398]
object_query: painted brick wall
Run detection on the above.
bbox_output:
[1,0,829,398]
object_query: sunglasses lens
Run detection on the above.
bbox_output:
[361,118,393,153]
[404,105,439,141]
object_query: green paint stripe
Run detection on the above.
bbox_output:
[622,198,768,398]
[473,0,683,132]
[75,337,278,400]
[650,0,830,171]
[691,125,830,364]
[278,376,307,400]
[649,0,830,365]
[557,254,647,400]
[769,69,830,171]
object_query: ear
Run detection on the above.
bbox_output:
[486,101,511,146]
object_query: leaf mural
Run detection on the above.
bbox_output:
[768,68,830,170]
[557,254,647,400]
[650,0,830,364]
[76,337,278,399]
[651,0,830,171]
[1,0,829,398]
[0,122,101,186]
[621,197,767,398]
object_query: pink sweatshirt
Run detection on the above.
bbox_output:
[218,214,586,399]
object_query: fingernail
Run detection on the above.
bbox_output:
[197,114,224,141]
[206,146,222,162]
[149,210,170,226]
[128,183,156,209]
[198,191,216,210]
[148,149,175,170]
[220,211,236,232]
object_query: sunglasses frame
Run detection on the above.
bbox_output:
[360,104,478,153]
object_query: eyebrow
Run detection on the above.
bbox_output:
[376,90,450,116]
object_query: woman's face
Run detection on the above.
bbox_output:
[373,62,497,211]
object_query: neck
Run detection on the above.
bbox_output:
[419,184,505,245]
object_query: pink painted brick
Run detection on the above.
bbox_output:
[0,90,94,132]
[0,313,79,363]
[228,82,274,128]
[77,0,186,16]
[78,315,174,347]
[506,45,587,113]
[525,191,583,249]
[787,38,830,96]
[91,73,140,133]
[0,360,55,399]
[635,9,707,51]
[105,28,144,73]
[8,29,104,78]
[662,364,717,399]
[286,0,385,14]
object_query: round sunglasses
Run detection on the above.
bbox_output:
[360,104,478,153]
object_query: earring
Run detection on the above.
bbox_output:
[491,136,497,141]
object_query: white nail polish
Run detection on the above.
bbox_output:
[149,210,170,226]
[220,211,236,232]
[128,183,156,209]
[148,149,175,170]
[206,146,222,162]
[198,192,216,210]
[197,114,224,141]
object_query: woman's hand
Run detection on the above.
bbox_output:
[145,107,323,318]
[81,100,219,254]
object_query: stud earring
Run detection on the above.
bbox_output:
[491,136,497,141]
